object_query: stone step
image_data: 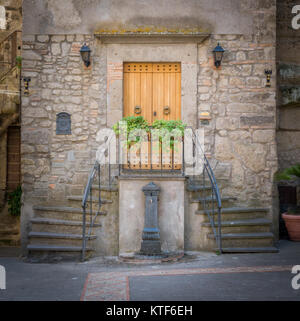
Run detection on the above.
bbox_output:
[29,231,96,239]
[33,205,107,221]
[196,207,269,220]
[27,243,93,259]
[0,235,20,246]
[91,185,118,192]
[190,196,235,203]
[220,247,279,253]
[30,218,101,234]
[208,232,274,247]
[68,196,113,204]
[186,184,212,192]
[28,231,96,246]
[0,227,19,236]
[208,232,274,239]
[201,218,272,233]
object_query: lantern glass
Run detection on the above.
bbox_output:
[80,44,91,67]
[212,43,225,68]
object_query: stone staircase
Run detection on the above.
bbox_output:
[27,185,117,260]
[187,180,278,253]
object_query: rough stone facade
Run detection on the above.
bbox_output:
[20,0,279,256]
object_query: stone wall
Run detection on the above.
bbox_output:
[20,34,107,248]
[198,33,277,209]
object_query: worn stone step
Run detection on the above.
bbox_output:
[29,231,97,247]
[220,247,279,253]
[186,184,212,192]
[68,196,113,204]
[29,231,96,240]
[91,185,118,192]
[208,232,274,247]
[0,235,20,246]
[33,205,107,221]
[196,207,269,220]
[202,218,272,233]
[27,244,93,252]
[0,227,19,236]
[208,232,274,239]
[190,196,235,203]
[30,218,101,234]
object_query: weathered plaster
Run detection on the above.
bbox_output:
[22,0,257,35]
[118,178,185,255]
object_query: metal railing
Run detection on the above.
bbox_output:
[190,128,222,253]
[81,161,115,261]
[0,30,21,81]
[81,126,222,260]
[117,127,185,177]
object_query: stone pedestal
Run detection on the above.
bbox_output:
[140,182,161,255]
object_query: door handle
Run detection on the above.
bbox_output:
[154,111,157,116]
[163,106,170,115]
[134,106,141,114]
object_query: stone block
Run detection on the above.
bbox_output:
[215,135,233,160]
[51,43,61,56]
[37,35,49,42]
[240,116,274,128]
[252,129,275,143]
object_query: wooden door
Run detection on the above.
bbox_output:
[123,62,181,123]
[123,62,181,170]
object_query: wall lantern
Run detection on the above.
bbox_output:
[80,43,91,67]
[23,77,31,95]
[265,69,272,87]
[212,43,225,68]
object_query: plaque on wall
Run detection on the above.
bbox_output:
[56,112,71,135]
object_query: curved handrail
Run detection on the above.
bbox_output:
[190,128,222,253]
[82,162,98,209]
[81,161,102,261]
[81,158,115,261]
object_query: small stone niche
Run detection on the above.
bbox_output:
[56,112,71,135]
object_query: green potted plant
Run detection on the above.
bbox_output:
[276,164,300,241]
[151,119,186,150]
[113,115,150,147]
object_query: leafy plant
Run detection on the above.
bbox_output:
[112,117,187,151]
[286,206,300,215]
[276,164,300,215]
[152,119,186,150]
[8,185,22,217]
[275,164,300,181]
[113,116,150,146]
[16,56,22,69]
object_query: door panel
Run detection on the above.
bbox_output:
[124,62,181,123]
[123,62,181,170]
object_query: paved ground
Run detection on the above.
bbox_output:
[0,240,299,301]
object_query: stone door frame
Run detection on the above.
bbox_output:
[105,43,198,128]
